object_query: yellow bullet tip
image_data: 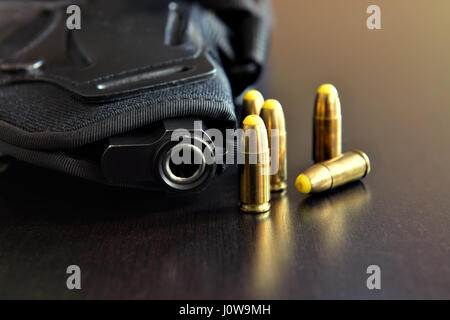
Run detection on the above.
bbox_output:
[317,84,338,96]
[262,99,282,110]
[244,90,264,105]
[243,114,261,126]
[295,174,311,194]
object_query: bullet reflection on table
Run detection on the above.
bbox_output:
[298,182,371,255]
[246,191,294,298]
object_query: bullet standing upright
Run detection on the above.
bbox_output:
[240,115,271,213]
[261,99,288,192]
[242,90,265,117]
[313,84,342,162]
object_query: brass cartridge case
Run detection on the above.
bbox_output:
[296,150,371,194]
[260,99,288,192]
[243,90,265,117]
[240,115,271,213]
[313,84,342,162]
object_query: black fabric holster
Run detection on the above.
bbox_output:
[0,0,271,191]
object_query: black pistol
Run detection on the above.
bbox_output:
[0,0,272,192]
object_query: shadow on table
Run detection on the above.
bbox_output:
[0,161,239,222]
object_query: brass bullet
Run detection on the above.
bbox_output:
[243,90,265,117]
[313,84,342,162]
[296,150,371,194]
[260,99,288,192]
[240,115,271,213]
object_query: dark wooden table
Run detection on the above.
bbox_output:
[1,1,449,299]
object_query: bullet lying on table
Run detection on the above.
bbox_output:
[313,84,342,163]
[295,150,371,194]
[242,90,265,117]
[240,115,271,213]
[261,99,288,192]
